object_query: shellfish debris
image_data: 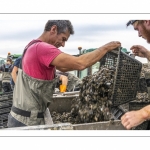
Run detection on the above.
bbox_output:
[52,66,116,124]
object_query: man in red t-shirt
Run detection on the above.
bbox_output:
[23,40,62,80]
[8,20,121,127]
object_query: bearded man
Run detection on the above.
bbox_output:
[121,20,150,130]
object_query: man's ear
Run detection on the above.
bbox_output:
[144,20,150,26]
[147,20,150,26]
[50,25,57,34]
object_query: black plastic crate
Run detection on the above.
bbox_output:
[0,113,9,128]
[100,49,118,67]
[0,96,13,102]
[129,101,150,110]
[0,97,12,102]
[3,100,12,105]
[0,107,11,115]
[0,113,9,120]
[4,100,12,106]
[0,119,3,128]
[129,101,150,130]
[0,101,12,109]
[132,121,149,130]
[100,47,142,106]
[0,91,13,101]
[0,80,2,91]
[111,106,126,120]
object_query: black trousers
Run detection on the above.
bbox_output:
[7,113,26,128]
[2,82,12,92]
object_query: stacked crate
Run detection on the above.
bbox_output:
[0,92,13,128]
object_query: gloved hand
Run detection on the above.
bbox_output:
[60,85,67,92]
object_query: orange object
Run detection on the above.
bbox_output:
[60,85,67,92]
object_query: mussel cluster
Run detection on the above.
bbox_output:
[140,63,150,77]
[52,66,116,124]
[136,92,148,102]
[136,63,150,102]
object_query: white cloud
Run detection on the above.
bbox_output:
[0,14,150,64]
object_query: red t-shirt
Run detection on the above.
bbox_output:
[22,40,62,80]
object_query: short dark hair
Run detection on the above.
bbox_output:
[44,20,74,35]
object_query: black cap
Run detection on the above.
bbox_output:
[126,20,138,26]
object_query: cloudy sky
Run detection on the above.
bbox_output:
[0,13,150,63]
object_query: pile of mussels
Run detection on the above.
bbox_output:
[135,63,150,102]
[52,66,116,124]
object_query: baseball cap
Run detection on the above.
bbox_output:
[126,20,138,26]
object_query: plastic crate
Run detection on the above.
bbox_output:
[129,101,150,110]
[0,113,9,120]
[100,47,142,106]
[111,106,126,120]
[0,112,10,128]
[0,107,11,115]
[129,101,150,130]
[0,119,3,128]
[100,49,118,67]
[0,101,12,109]
[0,80,2,93]
[132,121,149,130]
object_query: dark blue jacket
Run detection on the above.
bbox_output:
[10,56,22,86]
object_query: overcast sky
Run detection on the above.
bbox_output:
[0,14,150,63]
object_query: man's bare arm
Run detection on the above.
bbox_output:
[11,66,18,83]
[52,41,121,72]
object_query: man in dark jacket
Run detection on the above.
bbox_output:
[10,56,22,90]
[0,57,13,92]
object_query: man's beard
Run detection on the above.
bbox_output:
[142,24,150,44]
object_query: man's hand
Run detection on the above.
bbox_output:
[121,110,146,130]
[101,41,121,52]
[59,75,68,86]
[130,45,150,60]
[59,75,68,92]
